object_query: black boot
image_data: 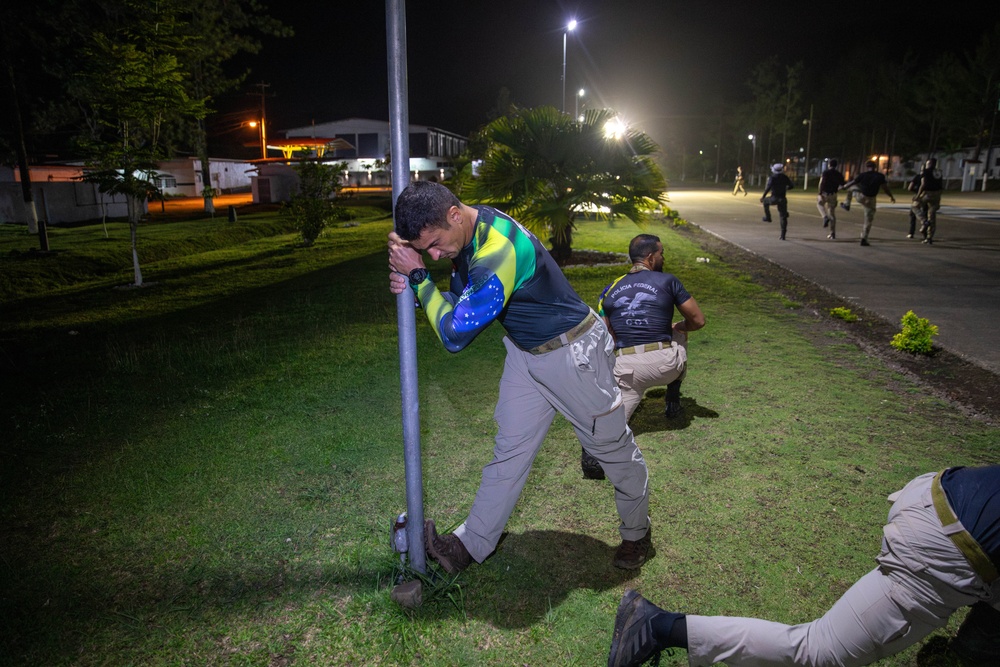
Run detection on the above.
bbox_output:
[664,379,684,419]
[581,448,605,480]
[779,218,787,240]
[950,602,1000,665]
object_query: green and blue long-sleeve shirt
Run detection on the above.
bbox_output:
[411,205,590,352]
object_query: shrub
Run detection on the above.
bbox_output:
[890,310,939,355]
[830,306,858,322]
[285,161,347,245]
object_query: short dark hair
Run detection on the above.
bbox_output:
[926,157,938,168]
[629,234,661,263]
[865,160,877,169]
[393,181,462,241]
[828,159,838,168]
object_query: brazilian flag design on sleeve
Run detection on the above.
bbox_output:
[413,209,535,353]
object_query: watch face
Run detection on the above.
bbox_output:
[408,268,428,286]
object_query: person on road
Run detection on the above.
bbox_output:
[839,161,896,246]
[760,163,794,240]
[815,159,845,240]
[733,165,747,196]
[387,181,653,574]
[912,157,944,245]
[607,465,1000,667]
[906,170,924,239]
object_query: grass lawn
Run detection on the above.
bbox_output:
[0,203,996,666]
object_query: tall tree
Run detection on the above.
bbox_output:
[776,62,804,161]
[962,22,1000,164]
[745,57,784,163]
[173,0,290,214]
[466,106,667,264]
[0,2,57,248]
[71,1,206,286]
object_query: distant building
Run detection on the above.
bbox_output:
[155,157,256,197]
[281,118,468,187]
[0,164,131,224]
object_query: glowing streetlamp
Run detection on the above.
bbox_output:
[605,117,626,140]
[576,89,586,121]
[248,120,267,159]
[748,134,757,187]
[561,20,577,113]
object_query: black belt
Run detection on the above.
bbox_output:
[526,311,598,355]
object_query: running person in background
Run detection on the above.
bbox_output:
[913,157,944,244]
[840,160,896,246]
[760,163,794,240]
[733,165,747,196]
[816,159,845,239]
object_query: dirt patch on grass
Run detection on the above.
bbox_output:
[672,224,1000,425]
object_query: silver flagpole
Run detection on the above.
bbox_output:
[386,0,425,574]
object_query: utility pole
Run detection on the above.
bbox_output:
[248,81,271,159]
[802,104,813,189]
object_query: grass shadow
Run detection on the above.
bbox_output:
[462,529,641,628]
[630,395,719,435]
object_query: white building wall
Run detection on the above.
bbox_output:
[0,181,132,224]
[157,158,255,197]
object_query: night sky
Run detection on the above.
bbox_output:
[220,1,986,150]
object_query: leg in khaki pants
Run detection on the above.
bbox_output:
[613,335,687,421]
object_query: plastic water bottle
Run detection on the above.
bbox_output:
[392,512,408,554]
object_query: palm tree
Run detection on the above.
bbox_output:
[466,106,668,263]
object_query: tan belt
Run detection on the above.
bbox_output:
[931,471,999,584]
[527,311,598,355]
[615,340,672,357]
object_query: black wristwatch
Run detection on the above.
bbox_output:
[407,267,429,287]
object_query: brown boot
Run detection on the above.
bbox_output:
[424,520,472,574]
[613,525,653,570]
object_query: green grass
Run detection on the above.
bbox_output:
[1,205,996,666]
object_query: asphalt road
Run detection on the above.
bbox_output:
[667,186,1000,374]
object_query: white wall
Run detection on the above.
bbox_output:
[0,182,133,224]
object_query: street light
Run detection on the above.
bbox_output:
[748,134,757,187]
[576,88,585,121]
[605,116,626,140]
[802,104,813,189]
[561,19,577,113]
[248,119,267,159]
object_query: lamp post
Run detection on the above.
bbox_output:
[561,20,577,113]
[248,120,266,159]
[748,134,757,187]
[802,104,813,189]
[575,88,585,121]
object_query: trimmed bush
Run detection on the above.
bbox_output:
[890,310,938,355]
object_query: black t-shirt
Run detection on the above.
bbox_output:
[764,173,794,198]
[598,270,691,348]
[921,168,944,191]
[819,168,845,194]
[852,170,887,197]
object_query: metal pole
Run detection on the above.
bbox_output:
[715,114,722,184]
[803,104,813,190]
[561,30,567,113]
[983,93,998,192]
[386,0,425,574]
